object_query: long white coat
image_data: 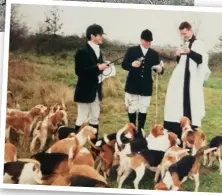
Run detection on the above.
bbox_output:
[164,39,211,126]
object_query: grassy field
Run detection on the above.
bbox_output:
[7,51,222,192]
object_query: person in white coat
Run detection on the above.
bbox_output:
[163,21,211,140]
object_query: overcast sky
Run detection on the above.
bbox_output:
[15,3,222,51]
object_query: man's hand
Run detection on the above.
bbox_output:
[132,60,141,68]
[156,66,163,73]
[183,48,191,54]
[98,63,109,71]
[176,48,181,56]
[152,65,162,73]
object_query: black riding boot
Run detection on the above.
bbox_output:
[137,112,147,137]
[128,112,137,126]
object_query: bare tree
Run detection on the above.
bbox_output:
[44,6,63,35]
[36,22,46,34]
[41,6,64,64]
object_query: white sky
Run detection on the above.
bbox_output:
[16,4,222,51]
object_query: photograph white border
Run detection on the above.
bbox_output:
[195,0,222,7]
[1,1,222,195]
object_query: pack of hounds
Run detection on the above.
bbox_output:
[3,91,222,191]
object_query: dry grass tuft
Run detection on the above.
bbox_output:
[102,76,124,98]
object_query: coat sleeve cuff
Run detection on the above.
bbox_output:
[188,50,202,65]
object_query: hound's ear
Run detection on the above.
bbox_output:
[180,116,192,128]
[151,125,158,137]
[179,117,188,127]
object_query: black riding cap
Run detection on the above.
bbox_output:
[141,29,153,42]
[86,24,106,37]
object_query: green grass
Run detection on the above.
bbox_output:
[7,52,222,192]
[205,73,222,90]
[38,63,76,87]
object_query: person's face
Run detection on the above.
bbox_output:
[180,28,193,40]
[140,39,151,49]
[91,34,104,44]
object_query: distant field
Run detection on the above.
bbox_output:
[6,51,222,192]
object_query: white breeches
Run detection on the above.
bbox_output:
[125,92,151,114]
[76,93,100,126]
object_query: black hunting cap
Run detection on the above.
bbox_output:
[86,24,106,37]
[141,29,153,42]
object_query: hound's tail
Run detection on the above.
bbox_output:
[61,92,67,110]
[204,147,218,155]
[87,137,103,151]
[30,134,40,154]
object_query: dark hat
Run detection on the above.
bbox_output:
[86,24,106,37]
[141,29,153,42]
